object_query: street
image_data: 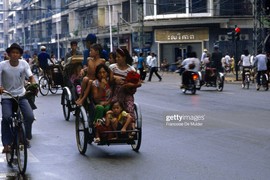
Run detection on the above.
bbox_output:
[0,73,270,180]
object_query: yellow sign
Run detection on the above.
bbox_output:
[155,28,209,42]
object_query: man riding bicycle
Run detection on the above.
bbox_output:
[0,43,37,153]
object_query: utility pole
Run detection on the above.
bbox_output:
[253,0,265,54]
[137,0,144,52]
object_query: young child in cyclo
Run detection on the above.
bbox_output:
[104,101,133,139]
[91,64,113,143]
[0,43,37,153]
[75,44,106,106]
[109,48,141,133]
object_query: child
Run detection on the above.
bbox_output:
[106,101,133,139]
[92,64,112,123]
[76,44,106,106]
[109,48,141,122]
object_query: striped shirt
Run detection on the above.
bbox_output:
[109,63,136,80]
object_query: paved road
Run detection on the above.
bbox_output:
[0,73,269,180]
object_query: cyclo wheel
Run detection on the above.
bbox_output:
[131,103,142,152]
[16,123,28,174]
[61,89,71,121]
[49,83,58,94]
[39,76,49,96]
[75,107,89,154]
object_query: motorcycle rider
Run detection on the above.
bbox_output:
[180,52,200,88]
[239,49,252,88]
[253,49,268,90]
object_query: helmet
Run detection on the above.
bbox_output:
[40,46,46,50]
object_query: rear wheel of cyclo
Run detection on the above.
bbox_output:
[49,84,58,94]
[131,103,142,152]
[39,76,49,96]
[61,90,70,121]
[17,124,28,174]
[75,107,88,154]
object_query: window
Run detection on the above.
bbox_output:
[122,1,130,22]
[190,0,207,13]
[220,0,252,16]
[157,0,186,14]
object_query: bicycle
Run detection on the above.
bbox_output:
[3,90,28,174]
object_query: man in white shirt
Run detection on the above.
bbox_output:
[0,43,37,153]
[148,53,162,82]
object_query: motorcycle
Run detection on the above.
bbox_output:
[181,71,200,95]
[199,67,225,91]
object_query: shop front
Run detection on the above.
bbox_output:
[155,28,209,69]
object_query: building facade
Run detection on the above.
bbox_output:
[3,0,269,65]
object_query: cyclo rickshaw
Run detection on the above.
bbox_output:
[39,63,64,96]
[61,55,83,121]
[75,101,142,154]
[72,68,142,154]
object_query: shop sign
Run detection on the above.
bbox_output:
[155,28,209,42]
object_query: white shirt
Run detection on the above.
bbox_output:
[109,63,136,80]
[132,55,138,68]
[241,54,251,67]
[146,55,152,66]
[149,56,158,68]
[224,55,231,64]
[0,59,33,98]
[181,57,200,72]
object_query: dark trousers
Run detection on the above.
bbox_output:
[182,71,193,85]
[257,70,267,85]
[148,67,161,81]
[138,68,146,80]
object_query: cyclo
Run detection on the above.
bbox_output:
[39,63,64,96]
[61,55,83,121]
[72,69,142,154]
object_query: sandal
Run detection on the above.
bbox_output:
[94,137,100,143]
[2,145,11,154]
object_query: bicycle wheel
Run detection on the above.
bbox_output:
[131,103,142,152]
[16,124,27,174]
[216,74,224,91]
[49,84,59,94]
[61,90,71,121]
[39,76,49,96]
[75,107,88,154]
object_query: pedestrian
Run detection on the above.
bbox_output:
[148,52,162,82]
[64,40,83,66]
[253,49,268,90]
[132,52,138,71]
[137,52,146,81]
[0,43,37,152]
